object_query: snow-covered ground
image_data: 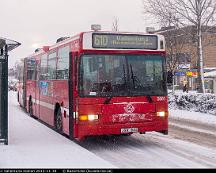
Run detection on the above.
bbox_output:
[169,109,216,149]
[81,130,216,168]
[169,109,216,127]
[1,91,216,168]
[0,91,115,169]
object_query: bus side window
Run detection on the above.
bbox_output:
[17,62,24,82]
[47,51,57,80]
[40,54,48,80]
[27,58,36,80]
[57,46,69,79]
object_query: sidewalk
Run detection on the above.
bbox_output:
[169,109,216,127]
[169,109,216,140]
[169,109,216,148]
[0,91,115,169]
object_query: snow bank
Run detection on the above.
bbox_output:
[169,109,216,127]
[168,92,216,116]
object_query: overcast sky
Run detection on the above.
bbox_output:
[0,0,159,68]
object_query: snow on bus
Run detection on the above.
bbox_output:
[17,30,168,141]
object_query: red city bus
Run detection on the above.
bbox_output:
[17,31,168,140]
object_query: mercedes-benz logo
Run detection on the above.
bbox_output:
[124,103,135,113]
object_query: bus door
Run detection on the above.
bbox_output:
[34,60,40,118]
[68,52,78,139]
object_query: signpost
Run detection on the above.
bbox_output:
[0,37,20,145]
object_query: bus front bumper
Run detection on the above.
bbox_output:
[76,119,168,140]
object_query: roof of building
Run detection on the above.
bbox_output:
[204,70,216,77]
[155,25,216,34]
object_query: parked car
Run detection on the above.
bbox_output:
[8,79,18,91]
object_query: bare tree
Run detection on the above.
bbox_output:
[143,0,216,93]
[143,1,193,93]
[112,17,119,32]
[163,28,194,93]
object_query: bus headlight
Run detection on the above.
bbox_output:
[157,111,165,117]
[79,114,99,121]
[88,114,99,121]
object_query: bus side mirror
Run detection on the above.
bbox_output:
[167,71,173,84]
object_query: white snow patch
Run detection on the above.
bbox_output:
[0,91,115,169]
[169,109,216,127]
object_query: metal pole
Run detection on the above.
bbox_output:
[2,44,8,145]
[0,38,20,145]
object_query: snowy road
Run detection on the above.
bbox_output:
[80,132,216,168]
[2,91,216,168]
[79,111,216,168]
[169,116,216,148]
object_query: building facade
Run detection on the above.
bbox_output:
[204,70,216,93]
[156,26,216,91]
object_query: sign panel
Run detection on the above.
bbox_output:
[175,72,186,76]
[187,71,198,77]
[92,33,158,49]
[27,58,36,65]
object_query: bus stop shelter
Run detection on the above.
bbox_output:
[0,37,21,145]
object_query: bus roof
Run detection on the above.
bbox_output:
[26,31,165,58]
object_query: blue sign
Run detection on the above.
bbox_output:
[175,72,186,76]
[27,59,36,65]
[39,81,48,95]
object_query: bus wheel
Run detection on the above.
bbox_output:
[56,108,62,132]
[29,96,33,117]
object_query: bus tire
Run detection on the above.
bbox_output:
[29,96,33,117]
[55,108,62,132]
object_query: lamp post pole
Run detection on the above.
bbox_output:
[0,38,20,145]
[0,44,8,145]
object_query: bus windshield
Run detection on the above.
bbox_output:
[79,54,167,97]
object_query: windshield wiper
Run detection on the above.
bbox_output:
[130,64,135,88]
[104,95,113,104]
[104,64,128,105]
[146,95,153,103]
[130,64,144,89]
[123,64,127,86]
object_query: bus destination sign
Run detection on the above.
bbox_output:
[92,33,158,49]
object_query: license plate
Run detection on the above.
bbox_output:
[121,128,138,133]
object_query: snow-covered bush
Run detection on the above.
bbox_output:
[168,92,216,116]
